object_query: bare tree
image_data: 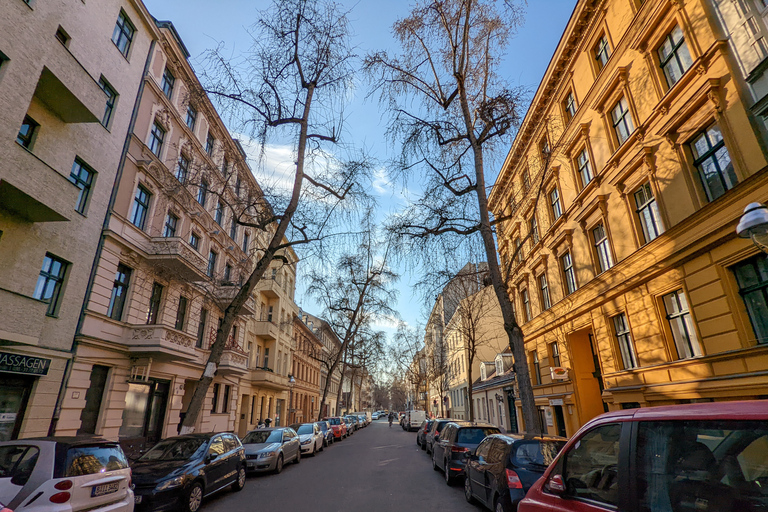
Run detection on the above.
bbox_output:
[365,0,548,433]
[179,0,372,432]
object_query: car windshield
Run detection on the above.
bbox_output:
[513,441,565,466]
[65,445,129,476]
[242,430,282,444]
[457,428,500,444]
[296,425,314,435]
[139,438,207,462]
[328,418,340,425]
[0,446,38,481]
[317,423,328,431]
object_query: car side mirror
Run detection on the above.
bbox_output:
[206,452,218,463]
[548,474,566,495]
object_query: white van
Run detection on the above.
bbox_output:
[405,410,426,432]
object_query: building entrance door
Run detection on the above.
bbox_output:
[119,379,169,458]
[567,328,607,424]
[0,375,33,441]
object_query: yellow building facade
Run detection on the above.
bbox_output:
[489,0,768,437]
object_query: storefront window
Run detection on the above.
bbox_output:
[0,376,33,441]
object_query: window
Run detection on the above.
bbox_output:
[521,289,531,323]
[690,123,737,202]
[177,154,189,183]
[55,26,70,46]
[222,385,231,413]
[594,34,611,70]
[550,188,563,221]
[562,251,577,295]
[130,185,151,230]
[222,157,229,175]
[662,289,701,359]
[189,232,200,251]
[634,183,663,243]
[196,308,208,348]
[186,105,197,131]
[148,121,165,157]
[242,232,250,253]
[223,263,232,282]
[539,273,551,310]
[530,216,539,244]
[215,201,224,225]
[563,92,577,122]
[515,238,524,263]
[161,67,174,99]
[34,254,67,316]
[551,343,561,367]
[593,223,614,273]
[235,177,241,197]
[613,313,638,369]
[211,384,220,413]
[229,218,237,240]
[560,423,621,505]
[69,158,94,214]
[163,212,178,237]
[658,26,692,88]
[98,78,117,127]
[207,250,217,277]
[78,365,109,435]
[577,149,592,188]
[197,179,208,207]
[16,115,39,149]
[175,296,188,331]
[522,169,531,192]
[206,132,215,157]
[732,255,768,344]
[146,282,163,325]
[531,351,541,385]
[611,97,634,145]
[111,11,135,58]
[108,264,132,320]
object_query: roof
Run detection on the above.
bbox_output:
[154,20,191,58]
[473,370,516,391]
[493,433,568,443]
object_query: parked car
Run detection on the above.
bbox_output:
[519,400,768,512]
[404,410,426,432]
[344,416,358,432]
[315,421,334,447]
[290,423,324,456]
[425,419,456,455]
[357,415,368,427]
[131,433,245,512]
[241,427,300,474]
[432,422,501,485]
[464,434,566,511]
[324,417,348,439]
[416,419,435,449]
[0,436,134,512]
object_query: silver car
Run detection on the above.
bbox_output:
[289,423,324,456]
[241,428,300,474]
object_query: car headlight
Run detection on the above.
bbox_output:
[156,476,185,491]
[260,451,277,458]
[301,439,312,445]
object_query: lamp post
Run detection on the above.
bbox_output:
[737,202,768,253]
[288,375,295,424]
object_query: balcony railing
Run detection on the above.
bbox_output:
[125,324,198,361]
[249,367,289,390]
[146,237,208,281]
[251,320,279,340]
[213,286,257,315]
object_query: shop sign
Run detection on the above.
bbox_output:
[549,398,564,406]
[550,367,569,380]
[0,351,51,376]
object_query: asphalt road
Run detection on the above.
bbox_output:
[202,419,482,512]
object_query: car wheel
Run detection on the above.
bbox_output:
[464,475,475,503]
[421,441,426,451]
[311,444,316,457]
[444,461,453,485]
[294,449,301,464]
[183,482,203,512]
[494,494,511,512]
[232,466,246,491]
[432,451,439,471]
[274,454,284,474]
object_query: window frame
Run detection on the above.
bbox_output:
[689,122,737,202]
[611,96,635,146]
[207,250,218,277]
[146,282,164,325]
[130,185,151,230]
[539,272,551,310]
[549,187,563,222]
[111,10,135,58]
[161,67,175,99]
[561,250,578,295]
[661,289,702,359]
[592,223,615,274]
[175,295,188,331]
[576,148,593,189]
[562,91,577,123]
[69,158,95,215]
[521,288,531,323]
[190,231,201,251]
[197,179,208,207]
[612,312,638,369]
[732,255,768,344]
[205,132,215,157]
[176,154,189,183]
[186,105,197,131]
[148,121,166,157]
[107,263,132,321]
[34,253,68,316]
[163,212,178,237]
[657,25,693,89]
[593,33,612,71]
[634,182,664,244]
[98,77,117,128]
[16,115,39,149]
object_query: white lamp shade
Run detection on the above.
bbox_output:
[736,202,768,238]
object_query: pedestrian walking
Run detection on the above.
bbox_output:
[264,417,272,427]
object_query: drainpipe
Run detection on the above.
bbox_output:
[48,38,158,436]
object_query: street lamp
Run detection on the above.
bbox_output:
[737,202,768,253]
[288,375,296,424]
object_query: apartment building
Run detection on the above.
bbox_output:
[488,0,768,437]
[289,314,323,424]
[303,312,343,418]
[0,0,153,440]
[56,17,274,449]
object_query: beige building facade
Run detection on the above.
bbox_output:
[0,0,154,440]
[289,314,322,424]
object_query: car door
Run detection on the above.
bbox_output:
[435,424,453,469]
[221,434,241,484]
[283,430,298,460]
[205,436,229,490]
[469,437,495,506]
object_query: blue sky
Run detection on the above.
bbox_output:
[142,0,577,331]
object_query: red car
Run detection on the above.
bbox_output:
[519,400,768,512]
[324,417,348,439]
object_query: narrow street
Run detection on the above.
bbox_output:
[204,420,479,512]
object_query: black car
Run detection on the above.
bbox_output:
[131,433,246,512]
[315,421,334,447]
[464,433,566,512]
[424,418,456,455]
[416,419,435,450]
[432,421,501,485]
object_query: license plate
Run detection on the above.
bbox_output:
[91,482,120,497]
[134,495,143,504]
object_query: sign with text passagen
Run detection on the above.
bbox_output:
[0,352,51,376]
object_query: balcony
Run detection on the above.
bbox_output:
[1,144,81,222]
[249,367,289,390]
[251,320,279,340]
[218,350,249,375]
[146,237,207,281]
[0,287,48,346]
[256,278,283,299]
[33,42,104,123]
[125,324,198,362]
[214,286,257,315]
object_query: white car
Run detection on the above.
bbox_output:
[0,437,134,512]
[289,423,324,456]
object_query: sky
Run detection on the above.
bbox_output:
[142,0,577,333]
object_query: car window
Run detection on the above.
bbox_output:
[457,427,499,444]
[208,436,225,457]
[513,440,564,467]
[243,430,281,444]
[475,437,493,463]
[65,444,129,477]
[0,446,39,485]
[560,423,621,506]
[296,425,314,435]
[486,438,508,464]
[222,435,236,452]
[140,438,207,461]
[637,420,768,512]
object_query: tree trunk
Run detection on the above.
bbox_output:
[467,351,474,422]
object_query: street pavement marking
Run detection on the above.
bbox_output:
[372,444,402,449]
[378,458,398,466]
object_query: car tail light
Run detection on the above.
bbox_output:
[50,492,71,503]
[54,480,73,490]
[451,446,469,453]
[505,469,522,489]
